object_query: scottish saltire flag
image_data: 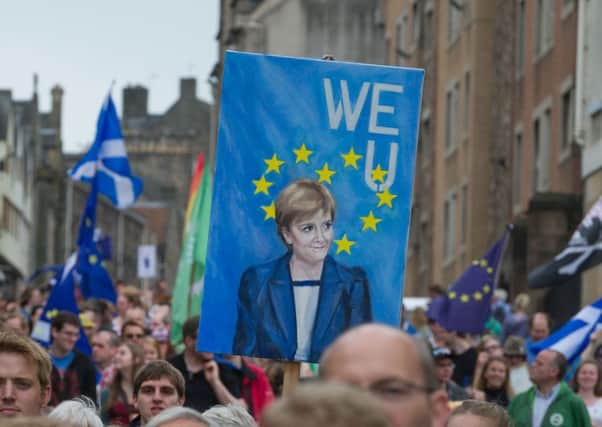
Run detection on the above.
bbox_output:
[531,298,602,364]
[31,253,92,355]
[530,197,602,288]
[68,94,143,209]
[433,229,510,334]
[198,51,423,360]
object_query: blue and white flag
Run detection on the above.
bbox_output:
[531,298,602,364]
[31,253,92,355]
[68,94,143,209]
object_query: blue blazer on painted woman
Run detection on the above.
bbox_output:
[232,251,372,362]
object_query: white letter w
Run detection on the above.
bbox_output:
[323,78,370,132]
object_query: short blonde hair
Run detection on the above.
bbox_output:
[275,180,335,244]
[261,382,391,427]
[0,331,52,390]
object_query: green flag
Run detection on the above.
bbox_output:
[170,164,212,346]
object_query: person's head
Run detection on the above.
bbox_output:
[182,315,200,353]
[476,356,511,394]
[48,397,103,427]
[0,417,65,427]
[122,320,147,345]
[133,360,186,424]
[125,305,147,328]
[529,350,567,388]
[261,382,389,427]
[145,406,210,427]
[529,312,550,342]
[571,359,602,396]
[502,335,526,368]
[275,180,335,265]
[150,306,171,343]
[0,331,52,417]
[4,313,29,336]
[432,347,455,385]
[117,285,142,316]
[79,310,99,340]
[320,323,448,427]
[91,329,119,369]
[446,400,513,427]
[479,335,503,358]
[429,322,454,347]
[142,337,161,362]
[512,293,530,313]
[113,341,145,375]
[50,311,81,354]
[203,404,257,427]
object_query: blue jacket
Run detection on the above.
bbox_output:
[233,252,372,362]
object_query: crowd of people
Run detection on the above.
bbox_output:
[0,280,601,426]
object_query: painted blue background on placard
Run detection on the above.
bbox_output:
[197,51,423,359]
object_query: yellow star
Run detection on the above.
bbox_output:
[448,291,457,299]
[360,211,383,232]
[375,188,398,208]
[473,291,483,301]
[483,284,491,294]
[261,202,276,221]
[85,217,92,227]
[253,175,273,196]
[334,233,356,255]
[371,164,388,183]
[341,147,363,169]
[47,309,59,319]
[315,163,336,184]
[486,267,493,274]
[264,154,285,174]
[460,294,470,303]
[293,143,313,164]
[480,259,488,267]
[89,254,98,265]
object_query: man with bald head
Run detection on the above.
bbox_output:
[319,323,449,427]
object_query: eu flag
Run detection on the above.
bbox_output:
[434,229,510,334]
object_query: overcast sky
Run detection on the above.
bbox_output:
[1,1,219,152]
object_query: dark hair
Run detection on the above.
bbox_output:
[447,400,513,427]
[183,315,200,340]
[133,360,185,398]
[121,319,146,337]
[95,328,120,348]
[571,359,602,397]
[51,311,80,331]
[550,350,568,381]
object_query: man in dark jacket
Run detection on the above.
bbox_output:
[48,311,97,405]
[168,315,243,412]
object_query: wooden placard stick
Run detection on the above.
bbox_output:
[281,361,301,396]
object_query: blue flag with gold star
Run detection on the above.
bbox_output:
[198,51,423,362]
[433,230,510,334]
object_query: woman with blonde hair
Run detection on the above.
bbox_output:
[571,359,602,426]
[472,356,513,408]
[500,292,530,343]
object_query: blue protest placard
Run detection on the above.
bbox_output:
[198,51,424,362]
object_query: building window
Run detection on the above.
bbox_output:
[517,0,525,74]
[464,71,471,132]
[412,2,421,46]
[443,192,457,261]
[421,118,431,168]
[461,184,468,244]
[446,83,460,152]
[592,109,602,143]
[396,13,409,65]
[532,119,540,193]
[532,108,551,192]
[424,9,433,53]
[448,0,463,43]
[513,133,522,207]
[561,87,574,153]
[535,0,554,57]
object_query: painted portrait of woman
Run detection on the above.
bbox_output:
[233,179,372,362]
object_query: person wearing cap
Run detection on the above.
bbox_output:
[503,335,532,394]
[432,347,469,402]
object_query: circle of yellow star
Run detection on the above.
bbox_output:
[334,233,356,255]
[460,294,470,303]
[341,147,363,169]
[473,291,483,301]
[253,175,274,196]
[448,291,457,299]
[293,143,313,164]
[371,164,388,183]
[486,267,493,274]
[315,163,336,184]
[264,154,285,174]
[480,259,488,267]
[360,211,383,232]
[89,254,98,265]
[376,188,398,208]
[483,284,491,293]
[261,202,276,221]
